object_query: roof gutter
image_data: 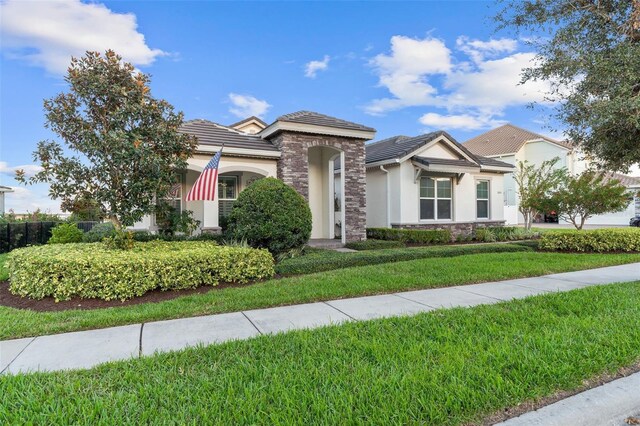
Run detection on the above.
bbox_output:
[379,165,391,228]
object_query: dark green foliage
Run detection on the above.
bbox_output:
[47,223,84,244]
[227,178,312,256]
[345,239,405,250]
[367,228,452,244]
[16,50,197,229]
[495,0,640,171]
[82,222,116,242]
[276,243,532,276]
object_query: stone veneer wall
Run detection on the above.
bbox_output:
[268,132,367,242]
[391,221,506,240]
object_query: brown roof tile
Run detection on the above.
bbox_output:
[463,124,572,157]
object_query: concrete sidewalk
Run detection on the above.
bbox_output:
[1,262,638,375]
[497,371,640,426]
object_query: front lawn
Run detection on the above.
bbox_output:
[2,250,639,340]
[2,282,639,425]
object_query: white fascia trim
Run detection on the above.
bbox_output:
[412,161,480,174]
[260,121,376,140]
[365,159,401,169]
[196,144,281,158]
[480,165,514,173]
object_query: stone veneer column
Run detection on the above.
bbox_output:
[269,132,367,242]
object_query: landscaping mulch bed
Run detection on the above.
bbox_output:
[0,280,248,312]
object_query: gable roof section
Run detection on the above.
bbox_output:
[229,116,268,129]
[463,124,572,157]
[599,172,640,188]
[180,120,279,152]
[276,110,375,132]
[365,131,513,172]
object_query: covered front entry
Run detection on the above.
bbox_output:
[307,145,345,242]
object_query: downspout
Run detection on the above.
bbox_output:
[379,165,391,228]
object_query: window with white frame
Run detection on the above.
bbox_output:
[476,180,490,219]
[218,176,238,218]
[420,177,452,220]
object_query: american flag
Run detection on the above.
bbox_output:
[185,148,223,201]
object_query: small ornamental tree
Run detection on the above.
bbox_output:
[16,50,197,230]
[547,171,630,230]
[514,157,567,230]
[226,178,312,257]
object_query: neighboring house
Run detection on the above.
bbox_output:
[464,124,640,225]
[362,132,514,237]
[134,111,376,243]
[0,186,14,215]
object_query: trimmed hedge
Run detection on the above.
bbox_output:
[345,239,405,251]
[539,228,640,253]
[276,243,533,276]
[7,241,275,301]
[367,228,452,244]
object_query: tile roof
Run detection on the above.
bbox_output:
[365,131,513,170]
[229,116,267,129]
[180,120,279,152]
[463,124,572,157]
[276,110,375,132]
[599,172,640,187]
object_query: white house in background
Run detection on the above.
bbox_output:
[0,186,14,215]
[363,131,514,237]
[464,124,640,226]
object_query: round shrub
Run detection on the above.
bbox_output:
[48,223,84,244]
[82,222,116,242]
[226,177,312,256]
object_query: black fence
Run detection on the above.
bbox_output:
[0,221,99,253]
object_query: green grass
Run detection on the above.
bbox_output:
[276,242,532,275]
[2,282,639,425]
[2,250,639,340]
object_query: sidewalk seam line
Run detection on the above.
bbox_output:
[452,287,507,301]
[322,301,357,321]
[241,312,263,335]
[392,293,438,309]
[138,323,144,357]
[1,337,37,375]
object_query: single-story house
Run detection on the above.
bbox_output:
[362,132,513,237]
[133,111,514,242]
[463,124,640,225]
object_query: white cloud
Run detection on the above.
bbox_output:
[419,112,506,131]
[3,186,61,214]
[0,162,43,177]
[0,0,165,74]
[304,55,330,78]
[366,36,451,115]
[228,93,271,119]
[365,34,553,131]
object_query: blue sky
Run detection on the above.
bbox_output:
[0,0,558,212]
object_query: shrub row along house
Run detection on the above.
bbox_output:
[133,111,514,243]
[464,124,640,225]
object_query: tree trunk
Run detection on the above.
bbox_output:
[109,215,122,232]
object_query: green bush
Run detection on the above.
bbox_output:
[47,223,84,244]
[539,228,640,252]
[276,243,533,276]
[366,228,452,245]
[83,222,116,242]
[474,228,496,242]
[227,177,312,256]
[485,226,539,241]
[7,241,275,301]
[345,239,405,251]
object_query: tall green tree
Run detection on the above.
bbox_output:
[17,50,196,228]
[513,157,567,230]
[495,0,640,172]
[547,171,630,230]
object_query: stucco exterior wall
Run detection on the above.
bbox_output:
[365,166,390,228]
